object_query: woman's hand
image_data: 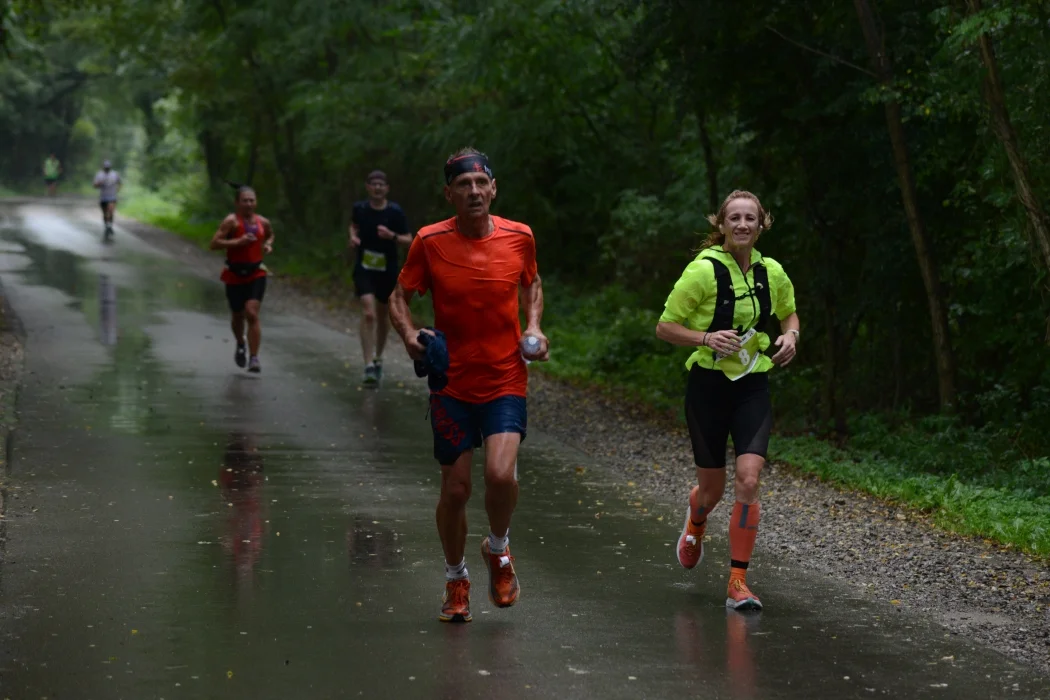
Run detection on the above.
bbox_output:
[703,329,741,355]
[771,333,797,366]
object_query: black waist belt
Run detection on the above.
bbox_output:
[225,261,262,277]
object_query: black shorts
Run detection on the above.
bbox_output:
[100,199,117,211]
[353,267,397,304]
[684,366,772,468]
[45,177,58,185]
[225,277,267,313]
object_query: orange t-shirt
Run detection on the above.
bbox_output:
[398,215,538,403]
[220,215,268,285]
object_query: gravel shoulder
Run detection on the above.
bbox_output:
[114,209,1050,674]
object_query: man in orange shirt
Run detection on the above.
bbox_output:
[389,148,549,623]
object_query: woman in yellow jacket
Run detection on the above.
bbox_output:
[656,190,800,611]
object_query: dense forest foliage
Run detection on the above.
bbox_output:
[3,0,1049,456]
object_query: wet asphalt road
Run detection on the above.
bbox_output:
[0,201,1046,700]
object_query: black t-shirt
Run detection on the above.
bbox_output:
[352,201,409,274]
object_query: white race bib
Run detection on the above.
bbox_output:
[361,249,386,271]
[714,328,762,381]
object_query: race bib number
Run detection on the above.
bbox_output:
[361,249,386,271]
[714,328,762,381]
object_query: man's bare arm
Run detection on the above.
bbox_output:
[520,274,549,361]
[389,283,426,360]
[209,217,244,250]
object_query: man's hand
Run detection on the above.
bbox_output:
[377,225,396,241]
[521,328,550,362]
[404,327,435,361]
[348,224,361,248]
[263,240,273,254]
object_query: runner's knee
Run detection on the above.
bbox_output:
[362,307,377,324]
[440,478,472,509]
[734,468,761,500]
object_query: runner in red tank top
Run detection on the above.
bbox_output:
[389,148,549,623]
[209,186,275,373]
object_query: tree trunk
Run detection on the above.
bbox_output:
[854,0,957,411]
[245,119,260,186]
[695,108,719,213]
[966,0,1050,282]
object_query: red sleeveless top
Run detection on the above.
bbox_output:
[221,215,267,284]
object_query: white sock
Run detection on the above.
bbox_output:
[445,558,468,581]
[488,532,509,554]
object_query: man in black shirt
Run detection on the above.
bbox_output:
[349,170,412,385]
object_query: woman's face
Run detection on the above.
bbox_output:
[720,198,762,252]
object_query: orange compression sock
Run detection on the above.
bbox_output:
[728,501,761,577]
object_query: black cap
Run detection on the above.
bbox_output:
[366,170,387,184]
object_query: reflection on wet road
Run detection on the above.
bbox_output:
[0,201,1046,699]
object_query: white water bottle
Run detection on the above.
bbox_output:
[521,335,541,365]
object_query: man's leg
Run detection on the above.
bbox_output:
[375,301,390,360]
[244,300,262,356]
[437,451,473,568]
[483,433,521,539]
[359,293,377,364]
[478,396,526,608]
[230,310,246,344]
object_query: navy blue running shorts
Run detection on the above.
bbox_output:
[429,394,527,466]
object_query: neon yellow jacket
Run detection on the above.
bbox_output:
[659,245,796,374]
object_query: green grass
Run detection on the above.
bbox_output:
[119,185,216,243]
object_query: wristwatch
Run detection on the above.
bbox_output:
[788,329,800,340]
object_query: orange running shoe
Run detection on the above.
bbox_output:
[676,486,706,569]
[726,578,763,611]
[481,539,520,608]
[439,578,472,623]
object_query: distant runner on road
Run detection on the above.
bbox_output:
[92,160,121,238]
[389,148,549,623]
[209,185,274,374]
[348,170,411,386]
[655,190,800,611]
[43,154,62,197]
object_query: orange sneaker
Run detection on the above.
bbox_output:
[439,578,472,623]
[676,486,706,569]
[726,578,763,611]
[481,539,520,608]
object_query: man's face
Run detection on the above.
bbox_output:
[237,191,257,214]
[445,172,497,218]
[367,179,388,199]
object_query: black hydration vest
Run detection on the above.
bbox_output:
[704,258,772,334]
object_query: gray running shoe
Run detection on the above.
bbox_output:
[248,356,261,373]
[363,363,378,386]
[372,358,383,382]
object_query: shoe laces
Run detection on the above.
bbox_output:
[729,579,754,598]
[445,579,469,607]
[491,552,516,585]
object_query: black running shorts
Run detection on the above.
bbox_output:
[684,366,772,468]
[353,267,397,304]
[225,277,267,313]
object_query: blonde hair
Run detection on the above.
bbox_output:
[699,190,774,249]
